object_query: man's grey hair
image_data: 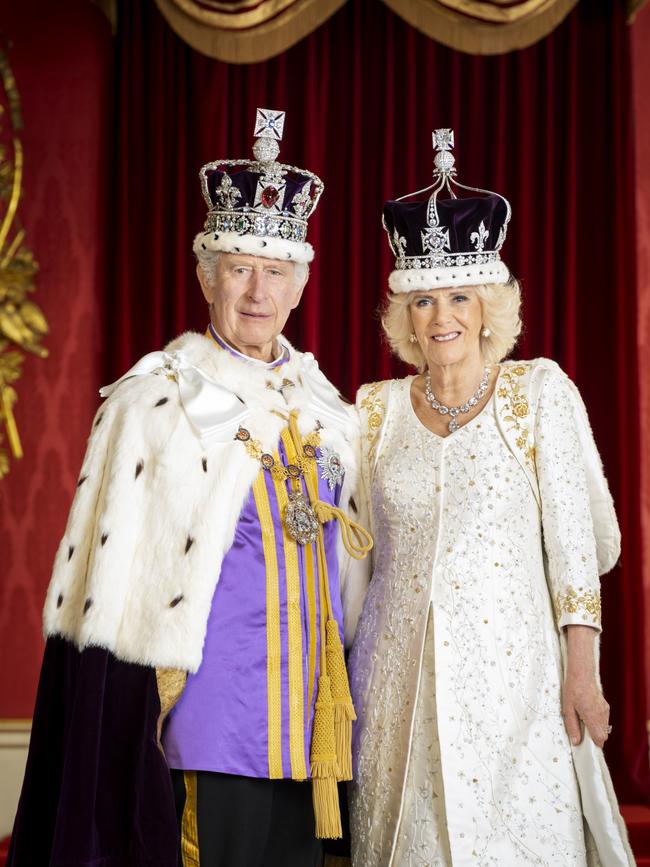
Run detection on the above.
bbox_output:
[196,249,309,289]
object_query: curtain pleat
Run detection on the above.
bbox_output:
[110,0,650,802]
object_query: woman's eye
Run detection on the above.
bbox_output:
[452,294,468,302]
[415,298,432,307]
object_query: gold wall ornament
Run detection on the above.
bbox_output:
[0,47,49,478]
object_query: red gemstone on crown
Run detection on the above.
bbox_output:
[261,186,280,208]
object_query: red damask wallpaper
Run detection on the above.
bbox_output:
[0,0,112,717]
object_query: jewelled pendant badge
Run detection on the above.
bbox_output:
[235,423,344,545]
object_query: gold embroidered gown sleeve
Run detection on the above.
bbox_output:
[534,368,603,629]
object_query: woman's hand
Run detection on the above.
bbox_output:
[562,625,610,748]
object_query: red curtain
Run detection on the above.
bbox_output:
[109,0,648,801]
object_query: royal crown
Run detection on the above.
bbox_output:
[194,109,323,265]
[383,129,512,292]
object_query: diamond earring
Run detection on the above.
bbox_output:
[481,327,491,338]
[409,333,417,343]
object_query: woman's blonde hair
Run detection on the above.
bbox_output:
[381,278,522,370]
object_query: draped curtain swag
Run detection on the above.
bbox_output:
[153,0,646,61]
[154,0,347,63]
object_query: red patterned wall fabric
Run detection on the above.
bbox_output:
[0,0,112,716]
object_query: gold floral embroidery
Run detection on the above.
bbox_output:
[554,586,602,625]
[359,381,386,463]
[497,364,535,468]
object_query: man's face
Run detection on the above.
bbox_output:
[198,253,306,359]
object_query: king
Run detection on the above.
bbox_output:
[8,109,371,867]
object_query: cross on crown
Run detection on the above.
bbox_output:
[432,128,456,176]
[254,108,285,141]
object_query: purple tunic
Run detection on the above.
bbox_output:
[162,439,343,780]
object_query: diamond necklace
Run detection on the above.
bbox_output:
[424,366,490,433]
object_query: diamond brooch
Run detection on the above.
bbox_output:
[316,447,344,490]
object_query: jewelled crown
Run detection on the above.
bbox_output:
[383,129,512,292]
[193,108,324,265]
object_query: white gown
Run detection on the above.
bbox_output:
[347,362,631,867]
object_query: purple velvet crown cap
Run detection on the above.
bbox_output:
[384,193,508,262]
[204,166,317,219]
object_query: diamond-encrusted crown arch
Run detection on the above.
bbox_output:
[197,107,323,249]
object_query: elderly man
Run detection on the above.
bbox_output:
[8,109,370,867]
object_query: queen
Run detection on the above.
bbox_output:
[346,131,634,866]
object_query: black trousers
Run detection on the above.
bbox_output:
[171,769,324,867]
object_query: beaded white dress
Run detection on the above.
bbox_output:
[347,361,631,867]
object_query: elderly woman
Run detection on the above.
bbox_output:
[346,131,633,867]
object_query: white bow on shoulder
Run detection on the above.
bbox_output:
[99,350,249,448]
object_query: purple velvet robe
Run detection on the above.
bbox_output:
[7,637,178,867]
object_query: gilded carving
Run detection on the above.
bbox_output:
[0,49,49,478]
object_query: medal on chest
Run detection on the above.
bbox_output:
[234,419,344,545]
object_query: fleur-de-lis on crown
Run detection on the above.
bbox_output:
[292,185,312,218]
[214,174,242,209]
[470,221,489,252]
[392,229,407,259]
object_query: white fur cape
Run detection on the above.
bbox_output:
[43,332,365,672]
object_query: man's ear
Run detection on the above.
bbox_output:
[196,263,214,304]
[291,266,309,309]
[291,283,306,310]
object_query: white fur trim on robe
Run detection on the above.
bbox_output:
[43,332,364,673]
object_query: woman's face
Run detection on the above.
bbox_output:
[409,286,483,368]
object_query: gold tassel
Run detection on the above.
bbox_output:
[325,619,356,781]
[310,674,342,839]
